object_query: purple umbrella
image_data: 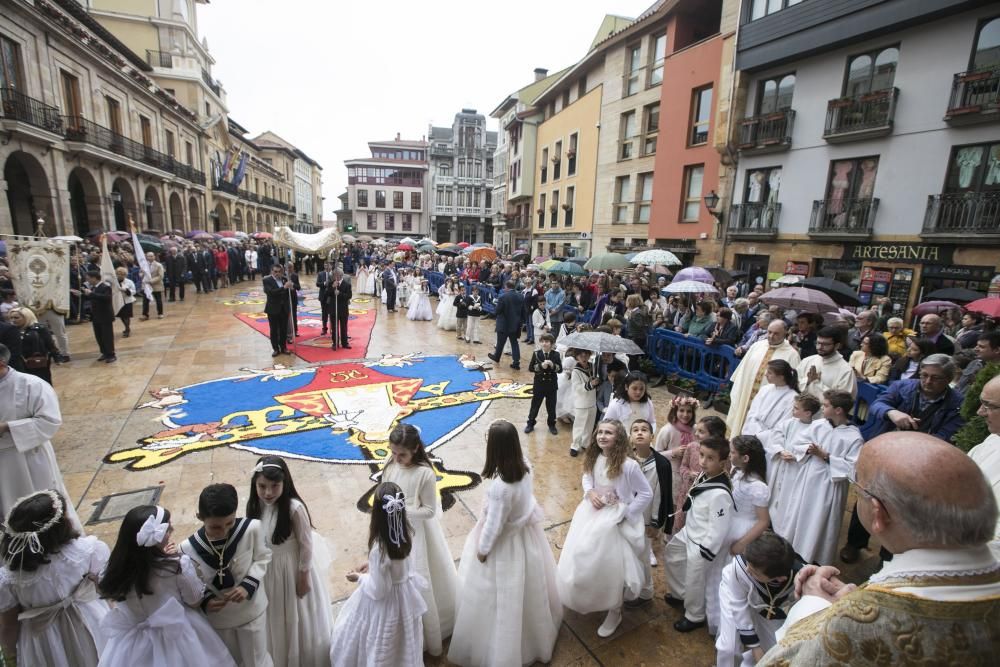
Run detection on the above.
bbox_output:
[185,229,208,239]
[672,266,715,284]
[911,300,959,317]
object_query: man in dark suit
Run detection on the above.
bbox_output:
[381,262,398,312]
[82,269,116,362]
[284,262,301,339]
[326,269,352,350]
[186,246,203,293]
[488,280,525,370]
[199,245,214,293]
[165,246,187,302]
[263,265,294,356]
[316,261,333,336]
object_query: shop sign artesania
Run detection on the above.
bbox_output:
[841,243,954,265]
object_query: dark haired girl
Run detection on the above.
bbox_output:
[604,371,657,434]
[742,359,799,448]
[0,490,109,667]
[98,505,235,666]
[246,455,332,665]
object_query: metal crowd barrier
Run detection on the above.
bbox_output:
[646,328,738,393]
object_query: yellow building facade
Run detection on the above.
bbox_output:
[531,85,603,259]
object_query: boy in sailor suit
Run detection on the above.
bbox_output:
[181,483,273,667]
[715,532,804,667]
[664,436,734,632]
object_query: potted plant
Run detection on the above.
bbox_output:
[549,204,557,212]
[536,208,543,215]
[713,383,732,415]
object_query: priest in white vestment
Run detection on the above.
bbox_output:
[761,432,1000,665]
[726,321,800,436]
[969,375,1000,559]
[0,343,80,529]
[796,326,857,402]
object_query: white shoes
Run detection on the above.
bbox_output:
[597,607,622,638]
[650,551,658,567]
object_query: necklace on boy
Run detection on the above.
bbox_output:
[205,530,234,586]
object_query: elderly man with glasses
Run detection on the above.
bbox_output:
[969,374,1000,559]
[840,353,965,564]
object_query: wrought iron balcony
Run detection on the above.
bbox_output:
[737,109,794,154]
[1,88,63,134]
[823,88,898,143]
[146,50,174,68]
[944,67,1000,125]
[809,198,878,238]
[728,202,781,238]
[201,68,221,97]
[922,192,1000,240]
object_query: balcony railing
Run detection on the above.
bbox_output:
[62,115,203,185]
[922,192,1000,239]
[823,88,898,142]
[201,68,221,97]
[146,50,174,68]
[809,197,878,238]
[1,88,63,134]
[737,109,794,153]
[945,67,1000,124]
[728,202,781,238]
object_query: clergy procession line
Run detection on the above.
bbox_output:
[2,238,1000,666]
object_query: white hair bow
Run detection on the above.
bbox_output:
[136,506,169,548]
[253,462,282,474]
[381,492,407,547]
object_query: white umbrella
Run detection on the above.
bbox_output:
[399,237,416,245]
[341,234,357,243]
[663,280,719,294]
[51,235,83,243]
[773,274,804,286]
[630,249,682,266]
[372,238,389,245]
[558,331,644,355]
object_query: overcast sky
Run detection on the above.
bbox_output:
[198,0,654,217]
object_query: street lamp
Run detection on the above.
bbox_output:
[703,190,721,219]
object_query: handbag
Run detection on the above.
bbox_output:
[23,354,50,370]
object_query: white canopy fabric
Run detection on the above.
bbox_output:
[273,226,341,255]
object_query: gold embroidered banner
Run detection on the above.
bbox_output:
[7,238,71,315]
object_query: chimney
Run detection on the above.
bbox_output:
[395,132,400,141]
[533,67,548,81]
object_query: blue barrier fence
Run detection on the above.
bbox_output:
[646,329,738,393]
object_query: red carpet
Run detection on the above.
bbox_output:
[233,290,377,362]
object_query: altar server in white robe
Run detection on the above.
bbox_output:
[796,327,856,403]
[767,395,820,532]
[772,390,862,565]
[0,344,81,531]
[968,375,1000,559]
[741,360,798,450]
[726,322,800,437]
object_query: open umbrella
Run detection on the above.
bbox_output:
[436,247,460,256]
[760,286,838,314]
[192,232,215,241]
[219,236,242,245]
[357,235,374,242]
[773,274,805,286]
[925,287,985,303]
[585,253,631,271]
[399,237,416,245]
[396,243,415,251]
[800,276,862,306]
[963,298,1000,318]
[539,259,561,270]
[547,261,587,276]
[160,234,185,243]
[705,267,747,284]
[663,280,719,294]
[51,235,83,243]
[468,247,498,263]
[185,230,208,239]
[342,234,357,243]
[559,331,643,356]
[567,257,589,266]
[912,300,960,317]
[217,230,237,238]
[456,242,471,248]
[252,232,273,240]
[630,248,682,266]
[135,233,164,253]
[234,231,249,238]
[511,252,530,264]
[672,266,715,284]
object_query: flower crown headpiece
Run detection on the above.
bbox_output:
[1,490,64,563]
[671,395,699,408]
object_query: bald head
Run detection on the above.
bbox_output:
[978,376,1000,436]
[766,320,787,346]
[859,432,997,551]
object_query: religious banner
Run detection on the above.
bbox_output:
[6,238,71,315]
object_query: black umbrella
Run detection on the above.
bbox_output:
[800,276,863,307]
[924,287,985,303]
[706,266,747,284]
[511,252,530,264]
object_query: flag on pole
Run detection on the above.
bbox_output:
[100,233,125,316]
[130,218,154,301]
[232,151,249,189]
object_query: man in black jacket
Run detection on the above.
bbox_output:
[0,319,24,371]
[82,269,116,362]
[326,269,352,350]
[316,261,333,335]
[263,265,294,356]
[199,245,214,293]
[165,246,187,302]
[186,246,203,293]
[488,281,525,370]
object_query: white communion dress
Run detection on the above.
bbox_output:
[447,470,562,666]
[557,454,652,613]
[328,544,427,667]
[0,536,111,667]
[407,284,433,321]
[381,462,459,657]
[355,265,371,295]
[260,499,333,667]
[98,555,236,667]
[436,286,458,331]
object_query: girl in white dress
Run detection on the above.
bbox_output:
[436,279,459,331]
[407,278,434,321]
[557,420,653,639]
[364,261,377,295]
[397,269,411,308]
[0,490,110,667]
[330,482,427,667]
[97,505,236,667]
[705,435,770,635]
[380,425,458,657]
[355,263,370,295]
[448,420,562,666]
[603,372,658,434]
[246,456,332,667]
